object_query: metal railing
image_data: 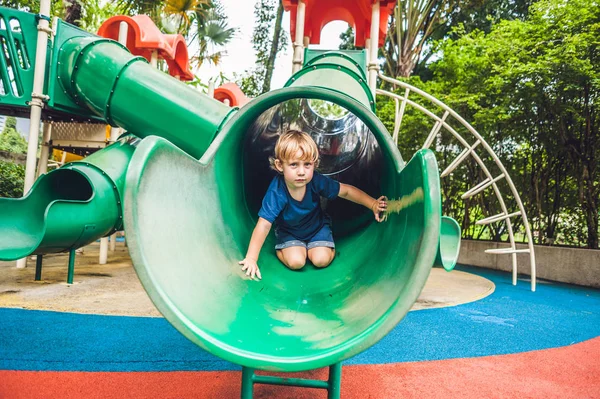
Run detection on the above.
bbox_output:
[377,73,537,291]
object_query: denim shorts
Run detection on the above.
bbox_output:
[274,224,335,250]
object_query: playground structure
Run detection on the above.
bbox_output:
[0,1,536,397]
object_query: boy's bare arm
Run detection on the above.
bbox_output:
[338,183,387,222]
[239,217,272,279]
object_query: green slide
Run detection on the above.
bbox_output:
[0,137,134,260]
[0,13,461,377]
[123,93,443,371]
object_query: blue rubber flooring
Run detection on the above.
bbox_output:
[1,265,599,372]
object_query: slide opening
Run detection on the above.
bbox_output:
[126,87,438,371]
[205,89,427,365]
[46,168,94,202]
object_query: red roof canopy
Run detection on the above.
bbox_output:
[283,0,396,48]
[98,15,194,81]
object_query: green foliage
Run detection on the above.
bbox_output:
[339,27,357,51]
[309,100,348,119]
[185,2,236,68]
[0,161,25,198]
[74,0,130,33]
[385,0,460,78]
[2,0,65,18]
[0,120,27,154]
[236,0,286,96]
[4,117,17,131]
[397,0,600,247]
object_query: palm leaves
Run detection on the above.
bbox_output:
[385,0,459,77]
[116,0,235,68]
[187,4,236,68]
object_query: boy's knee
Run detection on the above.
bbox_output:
[310,251,334,268]
[285,257,306,270]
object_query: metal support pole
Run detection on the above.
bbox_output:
[241,367,255,399]
[150,50,158,68]
[99,237,108,264]
[36,122,52,177]
[35,254,43,281]
[16,0,52,270]
[207,80,215,98]
[368,1,381,97]
[118,21,128,46]
[107,22,130,143]
[67,249,75,284]
[239,363,342,399]
[292,0,306,73]
[327,362,342,399]
[109,233,117,251]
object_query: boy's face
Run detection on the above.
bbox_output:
[275,150,315,190]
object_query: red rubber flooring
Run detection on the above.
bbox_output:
[2,336,599,398]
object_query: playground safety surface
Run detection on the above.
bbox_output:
[0,242,494,316]
[1,242,599,398]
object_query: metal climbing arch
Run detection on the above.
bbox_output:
[376,73,537,291]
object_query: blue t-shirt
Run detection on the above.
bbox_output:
[258,172,341,241]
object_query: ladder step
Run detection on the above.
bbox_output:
[392,88,410,144]
[476,211,521,225]
[485,248,531,254]
[462,174,505,199]
[423,110,449,149]
[441,140,481,177]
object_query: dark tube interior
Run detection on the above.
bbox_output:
[243,98,383,236]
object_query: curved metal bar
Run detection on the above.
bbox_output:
[376,75,536,291]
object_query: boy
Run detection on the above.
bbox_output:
[239,130,387,279]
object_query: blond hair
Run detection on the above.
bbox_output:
[270,130,319,172]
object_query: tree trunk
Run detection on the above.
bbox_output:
[262,0,284,94]
[63,0,82,26]
[581,84,599,248]
[396,60,416,78]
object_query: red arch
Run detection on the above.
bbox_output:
[213,83,249,107]
[98,15,194,81]
[283,0,396,48]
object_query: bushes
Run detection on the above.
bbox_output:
[0,160,25,198]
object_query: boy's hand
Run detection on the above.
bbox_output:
[239,258,262,280]
[371,196,388,222]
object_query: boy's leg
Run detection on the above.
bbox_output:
[276,246,307,270]
[307,224,336,268]
[307,247,335,268]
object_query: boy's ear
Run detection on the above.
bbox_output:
[274,159,284,172]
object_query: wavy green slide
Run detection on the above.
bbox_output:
[0,13,460,382]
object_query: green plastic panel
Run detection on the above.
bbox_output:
[54,34,234,158]
[47,20,114,119]
[304,51,367,79]
[285,64,374,111]
[435,216,461,271]
[0,7,38,110]
[123,87,441,372]
[303,49,367,76]
[0,137,136,261]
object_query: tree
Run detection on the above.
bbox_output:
[63,0,82,26]
[262,0,285,93]
[338,27,358,51]
[238,0,287,97]
[0,161,25,198]
[161,0,235,68]
[389,0,600,248]
[75,0,131,32]
[0,117,27,154]
[188,2,236,68]
[384,0,460,78]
